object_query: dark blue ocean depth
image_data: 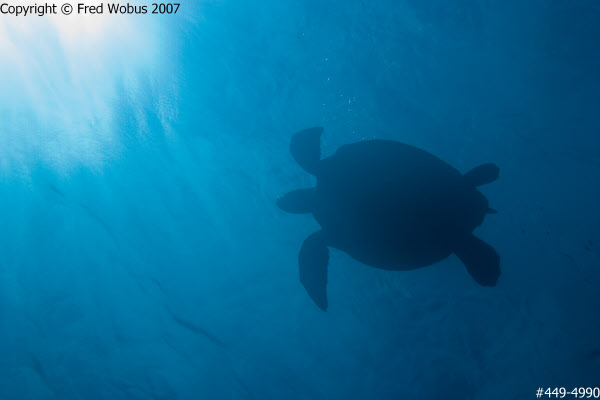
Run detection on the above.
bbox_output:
[1,1,599,399]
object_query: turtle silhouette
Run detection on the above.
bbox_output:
[277,127,500,311]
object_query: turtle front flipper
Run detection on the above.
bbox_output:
[290,127,323,175]
[454,233,500,286]
[299,230,329,311]
[277,188,315,214]
[464,163,499,187]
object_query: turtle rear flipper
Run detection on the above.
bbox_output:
[290,127,323,175]
[277,188,315,214]
[464,163,499,186]
[454,233,500,286]
[299,230,329,311]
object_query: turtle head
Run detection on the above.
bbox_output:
[277,188,315,214]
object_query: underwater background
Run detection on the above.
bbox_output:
[1,0,599,399]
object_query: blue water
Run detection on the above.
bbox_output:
[1,1,599,399]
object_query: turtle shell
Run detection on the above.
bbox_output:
[311,140,490,270]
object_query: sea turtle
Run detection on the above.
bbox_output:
[277,127,500,311]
